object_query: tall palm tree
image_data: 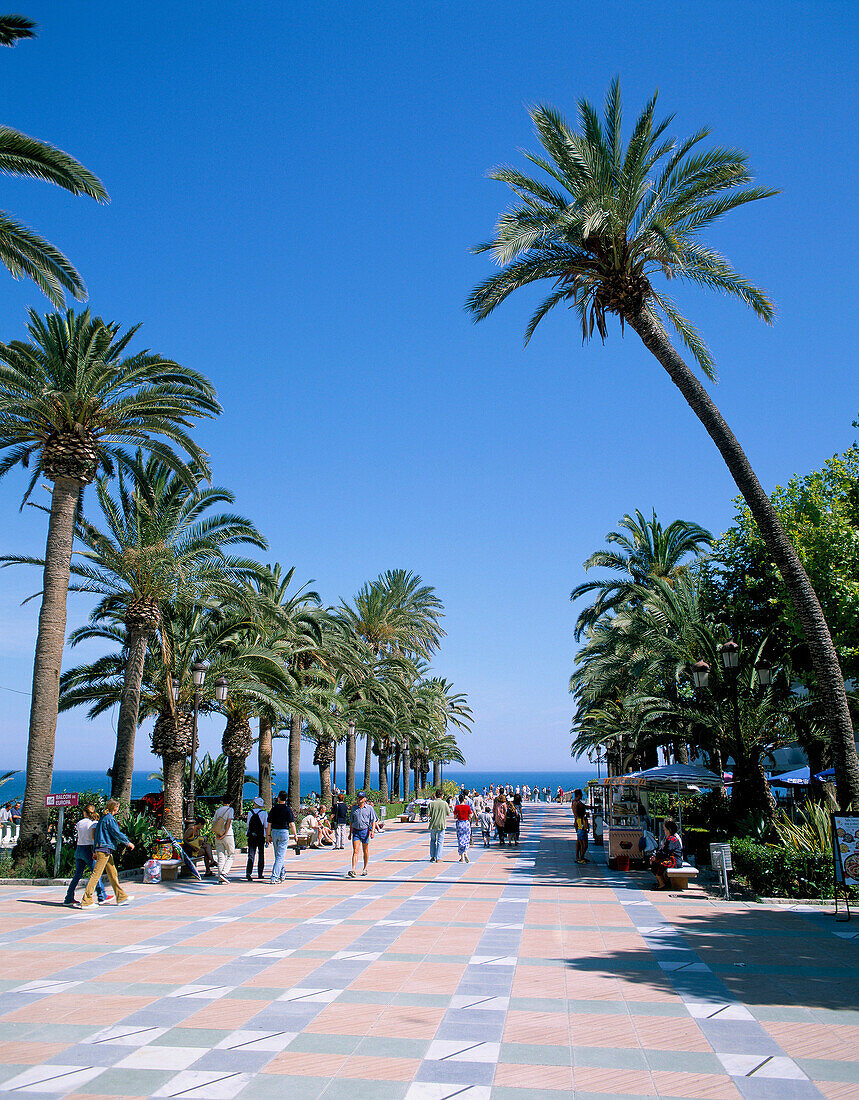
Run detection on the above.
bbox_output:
[340,569,445,788]
[467,80,859,808]
[4,457,266,804]
[0,309,218,854]
[571,511,712,639]
[0,16,108,305]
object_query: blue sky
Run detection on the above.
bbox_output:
[0,1,857,775]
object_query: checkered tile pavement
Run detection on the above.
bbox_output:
[0,805,856,1097]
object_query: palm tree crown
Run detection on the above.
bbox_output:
[466,78,777,379]
[0,16,108,305]
[0,308,220,497]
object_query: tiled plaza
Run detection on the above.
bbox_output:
[0,804,856,1099]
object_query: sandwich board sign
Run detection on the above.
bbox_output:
[832,813,859,922]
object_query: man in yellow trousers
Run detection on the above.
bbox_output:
[81,799,135,908]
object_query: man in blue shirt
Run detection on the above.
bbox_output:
[347,791,377,878]
[81,799,135,908]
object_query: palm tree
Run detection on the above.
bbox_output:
[571,511,712,639]
[467,80,859,808]
[340,569,445,788]
[0,16,108,305]
[5,457,266,804]
[0,310,218,855]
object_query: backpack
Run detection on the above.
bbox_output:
[248,810,265,843]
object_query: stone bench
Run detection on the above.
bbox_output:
[665,863,699,890]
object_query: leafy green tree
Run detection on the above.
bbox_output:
[0,16,108,305]
[0,310,218,856]
[468,79,859,808]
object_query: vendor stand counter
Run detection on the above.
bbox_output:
[602,777,645,868]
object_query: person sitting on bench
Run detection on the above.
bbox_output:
[650,818,682,890]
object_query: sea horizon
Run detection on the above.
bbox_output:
[0,766,597,803]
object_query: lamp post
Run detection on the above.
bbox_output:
[346,719,356,798]
[754,660,772,687]
[691,660,710,689]
[181,662,207,826]
[719,640,742,763]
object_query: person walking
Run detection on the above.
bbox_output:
[267,790,296,882]
[0,803,11,847]
[493,792,508,845]
[246,796,268,881]
[348,791,377,878]
[10,801,21,843]
[80,799,134,908]
[573,788,590,864]
[212,794,235,883]
[333,792,349,849]
[453,791,474,862]
[64,804,109,906]
[427,788,449,862]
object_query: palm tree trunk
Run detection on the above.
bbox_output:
[363,732,372,791]
[16,476,80,859]
[288,714,301,814]
[378,750,389,803]
[258,716,272,809]
[162,754,185,835]
[393,743,401,800]
[402,744,410,801]
[432,759,440,788]
[730,753,776,823]
[630,309,859,808]
[319,761,332,808]
[110,626,148,805]
[673,740,689,766]
[226,753,246,816]
[346,723,356,798]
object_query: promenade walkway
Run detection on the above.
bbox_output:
[0,804,855,1099]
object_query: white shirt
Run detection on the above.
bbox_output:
[213,805,234,837]
[0,807,10,824]
[76,817,97,845]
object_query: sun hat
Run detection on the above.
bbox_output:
[252,796,264,808]
[357,790,367,798]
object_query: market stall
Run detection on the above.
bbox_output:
[601,763,724,869]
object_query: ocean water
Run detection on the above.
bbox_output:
[0,767,596,803]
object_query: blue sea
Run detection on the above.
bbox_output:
[0,767,596,803]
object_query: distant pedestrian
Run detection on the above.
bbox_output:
[80,799,134,908]
[246,797,268,881]
[0,803,11,846]
[573,788,590,864]
[513,788,523,821]
[212,794,235,883]
[453,791,473,862]
[428,788,449,862]
[493,793,508,845]
[10,801,21,842]
[348,791,377,878]
[333,792,349,849]
[64,804,109,906]
[478,805,493,846]
[267,790,296,882]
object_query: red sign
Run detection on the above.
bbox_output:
[45,793,79,808]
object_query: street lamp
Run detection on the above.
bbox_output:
[185,661,208,827]
[719,640,739,670]
[214,677,228,703]
[691,660,710,689]
[755,661,772,687]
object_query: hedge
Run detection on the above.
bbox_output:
[730,837,836,899]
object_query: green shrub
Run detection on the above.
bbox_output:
[730,837,838,898]
[773,803,832,854]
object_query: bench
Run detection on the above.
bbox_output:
[157,858,182,881]
[665,863,699,890]
[399,814,412,823]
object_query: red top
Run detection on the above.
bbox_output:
[453,803,471,821]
